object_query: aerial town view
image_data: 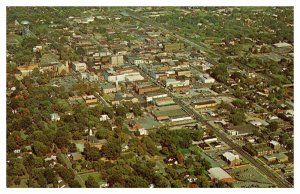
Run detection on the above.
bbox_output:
[6,7,294,188]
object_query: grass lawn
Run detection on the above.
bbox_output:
[228,165,275,188]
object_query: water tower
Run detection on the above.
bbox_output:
[20,20,30,37]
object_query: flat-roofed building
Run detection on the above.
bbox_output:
[193,100,217,109]
[208,167,234,183]
[72,61,87,72]
[222,151,240,166]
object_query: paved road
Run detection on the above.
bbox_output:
[58,154,85,187]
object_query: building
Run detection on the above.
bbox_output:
[83,95,97,104]
[16,64,38,77]
[125,74,145,82]
[110,55,124,65]
[72,61,87,72]
[81,72,98,82]
[199,73,215,83]
[165,78,189,87]
[221,152,240,166]
[269,140,281,151]
[171,85,190,94]
[176,69,191,78]
[138,85,160,95]
[208,167,234,183]
[70,153,83,161]
[100,114,110,121]
[154,96,176,106]
[203,136,218,143]
[193,100,217,109]
[50,113,60,121]
[101,83,118,94]
[163,42,184,52]
[104,67,143,83]
[170,114,193,122]
[145,92,168,102]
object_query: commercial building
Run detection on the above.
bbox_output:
[199,73,215,83]
[72,61,87,72]
[154,96,175,106]
[145,92,168,102]
[221,152,240,166]
[100,83,118,94]
[110,55,124,65]
[193,100,217,109]
[165,78,189,87]
[171,85,190,94]
[208,167,234,183]
[104,67,144,83]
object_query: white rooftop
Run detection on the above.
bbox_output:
[208,167,232,181]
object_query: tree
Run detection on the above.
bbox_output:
[32,141,49,156]
[125,176,149,188]
[115,105,128,117]
[231,110,246,125]
[57,167,75,184]
[69,179,82,188]
[211,64,229,83]
[268,121,279,131]
[44,168,57,184]
[85,176,99,188]
[101,137,121,160]
[85,146,100,161]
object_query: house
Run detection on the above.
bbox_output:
[138,128,149,136]
[100,114,110,121]
[16,64,38,77]
[208,167,234,183]
[72,61,87,72]
[221,151,240,166]
[269,140,281,151]
[126,112,135,119]
[70,153,83,161]
[50,113,60,121]
[83,95,97,104]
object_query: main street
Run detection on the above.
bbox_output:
[78,11,291,187]
[138,62,291,188]
[123,12,292,187]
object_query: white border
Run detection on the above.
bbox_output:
[0,1,298,194]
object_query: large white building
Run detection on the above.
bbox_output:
[199,73,215,83]
[104,68,144,83]
[165,79,189,87]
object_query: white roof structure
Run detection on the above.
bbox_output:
[270,140,280,146]
[273,42,292,48]
[222,152,239,162]
[208,167,232,181]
